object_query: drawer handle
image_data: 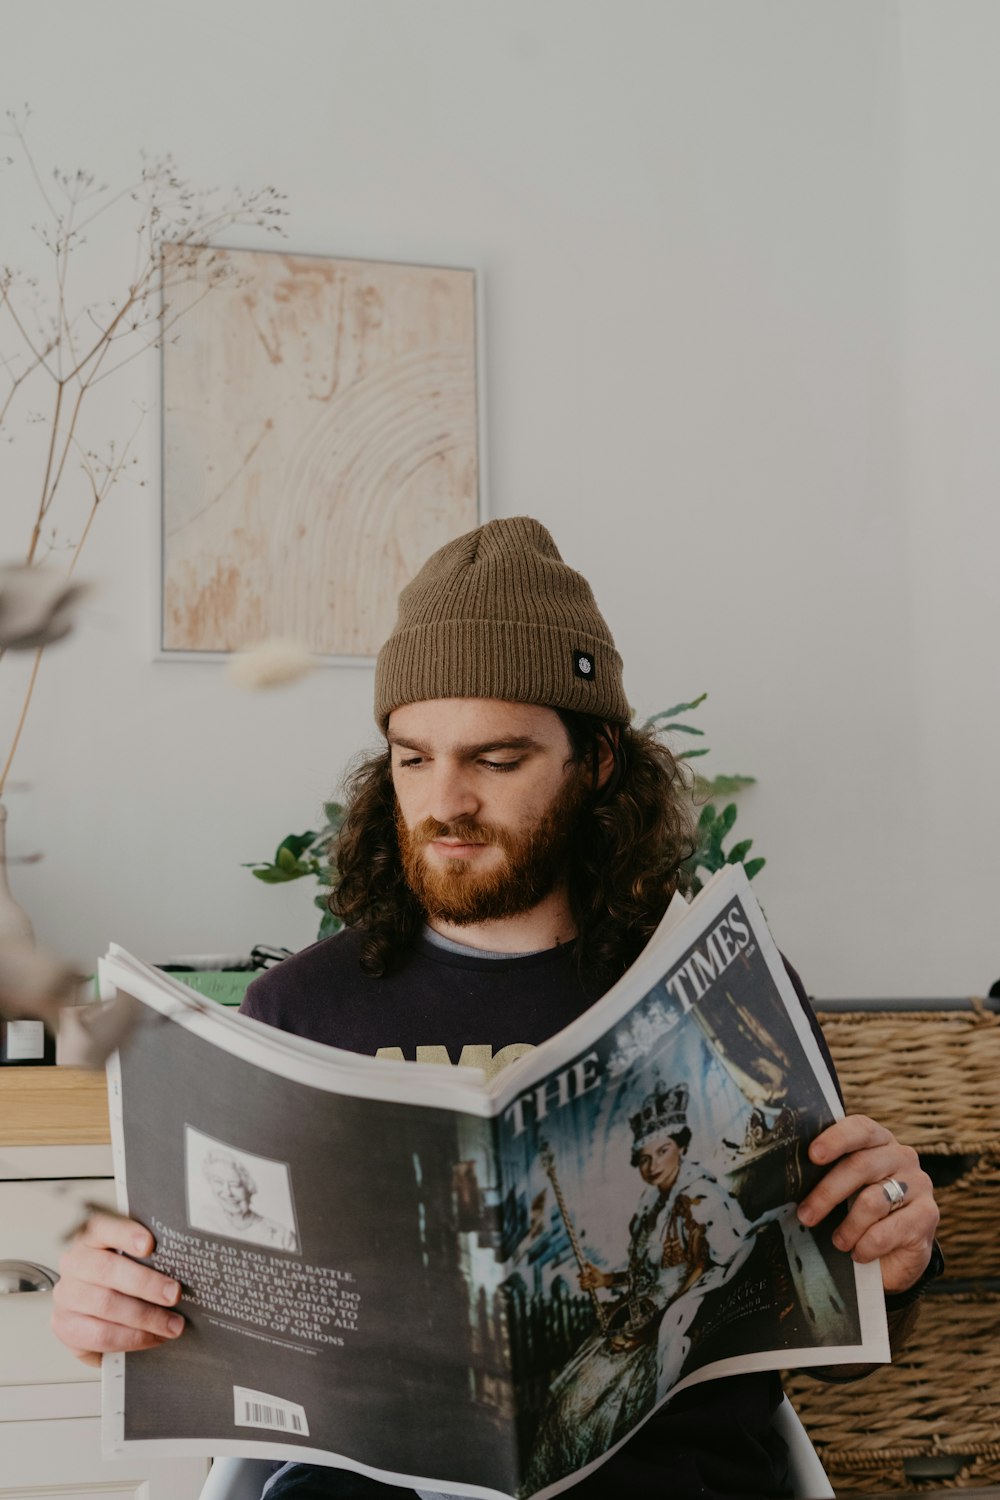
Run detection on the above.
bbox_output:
[0,1259,58,1294]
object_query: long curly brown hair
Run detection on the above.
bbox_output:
[329,710,696,991]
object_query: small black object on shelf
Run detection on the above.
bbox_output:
[0,1015,56,1066]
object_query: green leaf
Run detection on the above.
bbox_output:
[320,805,345,839]
[698,803,727,868]
[696,774,756,798]
[645,694,708,724]
[248,864,302,884]
[744,857,766,881]
[317,908,343,940]
[719,802,738,835]
[658,722,705,737]
[275,846,300,872]
[276,832,318,861]
[726,839,754,864]
[678,747,711,759]
[646,719,706,739]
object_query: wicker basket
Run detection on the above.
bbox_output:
[815,1003,1000,1280]
[921,1151,1000,1281]
[814,1004,1000,1156]
[788,1006,1000,1490]
[784,1291,1000,1493]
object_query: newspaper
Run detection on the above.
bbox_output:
[100,865,888,1499]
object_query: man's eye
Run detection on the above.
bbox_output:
[481,759,520,773]
[398,756,424,769]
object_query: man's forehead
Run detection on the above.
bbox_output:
[387,698,565,747]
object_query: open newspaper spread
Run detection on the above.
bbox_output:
[100,865,888,1499]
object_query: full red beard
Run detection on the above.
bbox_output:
[395,769,587,926]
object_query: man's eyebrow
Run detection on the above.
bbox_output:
[387,734,543,755]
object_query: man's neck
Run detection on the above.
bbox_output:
[426,886,576,955]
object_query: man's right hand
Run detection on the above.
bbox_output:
[51,1213,185,1367]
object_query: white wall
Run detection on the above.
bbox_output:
[897,4,1000,994]
[0,1,995,997]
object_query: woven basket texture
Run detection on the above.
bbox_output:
[814,1005,1000,1156]
[815,1004,1000,1280]
[925,1153,1000,1280]
[784,1292,1000,1494]
[819,1451,1000,1494]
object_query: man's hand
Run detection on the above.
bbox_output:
[51,1213,185,1367]
[796,1115,939,1294]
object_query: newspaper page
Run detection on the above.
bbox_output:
[100,865,888,1499]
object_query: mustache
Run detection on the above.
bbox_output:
[408,818,509,849]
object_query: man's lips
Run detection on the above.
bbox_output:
[428,839,495,858]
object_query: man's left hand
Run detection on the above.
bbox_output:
[796,1115,939,1294]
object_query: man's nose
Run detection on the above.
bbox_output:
[426,762,480,825]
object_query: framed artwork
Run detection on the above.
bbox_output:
[159,246,485,661]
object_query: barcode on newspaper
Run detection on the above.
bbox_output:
[233,1385,309,1436]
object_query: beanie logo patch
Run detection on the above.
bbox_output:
[572,649,595,681]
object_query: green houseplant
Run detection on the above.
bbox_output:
[244,802,346,940]
[643,694,765,896]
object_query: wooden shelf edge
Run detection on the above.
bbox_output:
[0,1066,111,1146]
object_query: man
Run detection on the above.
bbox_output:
[53,517,940,1499]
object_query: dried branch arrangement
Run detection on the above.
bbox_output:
[0,105,287,794]
[0,108,286,1048]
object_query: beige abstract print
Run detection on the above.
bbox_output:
[161,247,479,656]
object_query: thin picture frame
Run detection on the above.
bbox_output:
[155,245,488,667]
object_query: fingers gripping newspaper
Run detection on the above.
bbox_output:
[100,866,888,1500]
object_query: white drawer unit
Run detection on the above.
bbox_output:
[0,1170,116,1389]
[0,1412,210,1499]
[0,1144,208,1499]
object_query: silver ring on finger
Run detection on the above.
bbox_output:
[881,1177,908,1212]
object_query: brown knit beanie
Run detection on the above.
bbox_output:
[374,516,629,729]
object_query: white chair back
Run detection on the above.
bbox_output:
[773,1393,835,1498]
